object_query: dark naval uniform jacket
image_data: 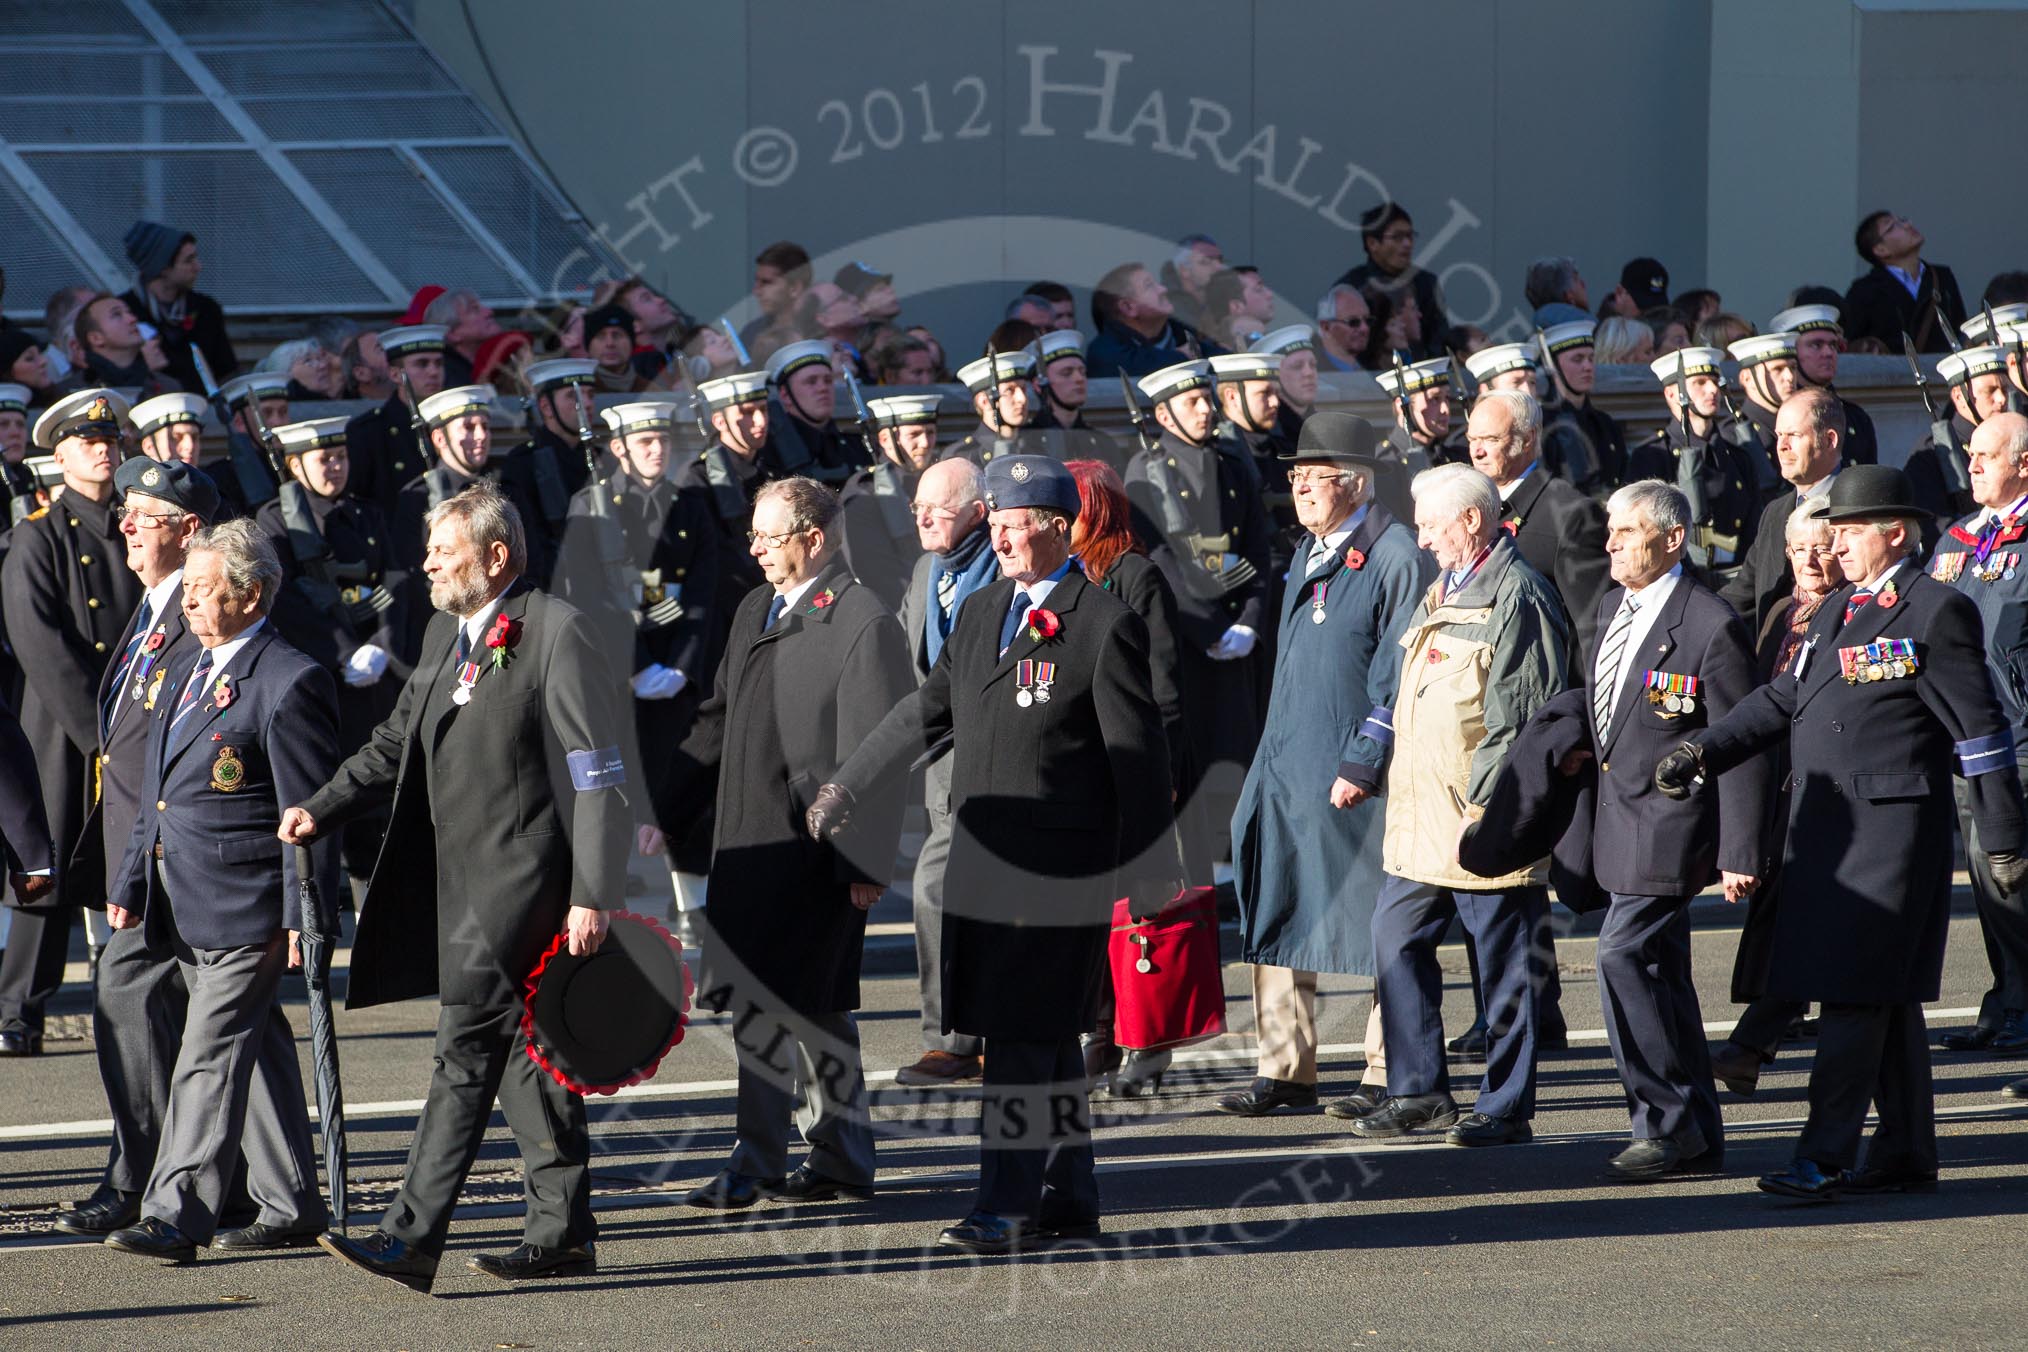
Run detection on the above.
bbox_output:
[1697,560,2026,1003]
[839,461,922,614]
[0,491,140,909]
[344,392,429,520]
[1628,422,1762,572]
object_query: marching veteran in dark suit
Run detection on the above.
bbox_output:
[673,476,912,1211]
[808,454,1179,1255]
[281,483,633,1291]
[1473,389,1612,658]
[1579,480,1768,1181]
[0,389,142,1056]
[1222,414,1432,1120]
[1341,463,1571,1148]
[1659,465,2028,1200]
[98,520,334,1262]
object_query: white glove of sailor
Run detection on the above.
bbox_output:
[342,643,389,687]
[630,663,688,701]
[1207,624,1259,661]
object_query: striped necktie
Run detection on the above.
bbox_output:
[168,649,215,735]
[1593,595,1637,737]
[103,597,153,734]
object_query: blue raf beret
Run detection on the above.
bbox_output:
[115,456,222,522]
[981,454,1080,519]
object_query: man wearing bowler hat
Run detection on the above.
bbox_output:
[1659,465,2028,1199]
[808,454,1178,1254]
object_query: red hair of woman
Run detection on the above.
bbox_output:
[1067,458,1140,583]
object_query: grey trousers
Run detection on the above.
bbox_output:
[728,1010,876,1187]
[94,923,188,1194]
[140,929,323,1243]
[913,755,982,1057]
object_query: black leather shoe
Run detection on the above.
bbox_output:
[1213,1077,1317,1116]
[0,1029,42,1057]
[1034,1214,1103,1243]
[2004,1077,2028,1100]
[1322,1086,1387,1120]
[1105,1048,1171,1098]
[1605,1138,1691,1181]
[938,1210,1029,1255]
[211,1219,326,1251]
[1937,1023,1997,1052]
[1987,1011,2028,1057]
[683,1169,782,1211]
[1709,1041,1765,1098]
[777,1164,873,1204]
[1537,1021,1569,1052]
[1757,1157,1842,1202]
[1346,1094,1459,1139]
[53,1186,140,1236]
[1841,1165,1938,1195]
[317,1230,437,1294]
[1446,1112,1532,1147]
[1446,1018,1488,1061]
[105,1217,196,1264]
[468,1242,597,1281]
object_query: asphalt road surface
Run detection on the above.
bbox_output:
[3,895,2024,1351]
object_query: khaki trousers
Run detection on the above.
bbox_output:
[1250,965,1388,1086]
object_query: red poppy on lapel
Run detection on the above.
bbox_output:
[809,588,836,611]
[1027,608,1062,642]
[212,675,234,709]
[486,613,521,669]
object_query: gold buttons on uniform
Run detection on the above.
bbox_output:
[69,517,80,527]
[79,553,93,565]
[87,598,100,609]
[1601,762,1609,774]
[156,800,166,811]
[94,641,107,652]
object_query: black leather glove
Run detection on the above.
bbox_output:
[1990,851,2028,895]
[1653,742,1704,800]
[1126,881,1178,923]
[805,783,855,842]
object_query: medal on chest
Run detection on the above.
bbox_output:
[1976,551,2018,583]
[451,659,481,705]
[1311,578,1328,625]
[1839,637,1919,684]
[1643,670,1700,714]
[1932,552,1967,583]
[1014,658,1055,707]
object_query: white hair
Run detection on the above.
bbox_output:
[1412,463,1500,539]
[1608,479,1690,535]
[189,518,283,614]
[1476,387,1541,442]
[1784,499,1832,543]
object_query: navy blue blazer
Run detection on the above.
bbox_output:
[110,624,340,950]
[0,688,52,875]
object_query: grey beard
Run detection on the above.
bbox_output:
[431,575,490,616]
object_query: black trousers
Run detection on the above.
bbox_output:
[381,1002,593,1259]
[1597,893,1722,1152]
[977,1037,1097,1224]
[1794,1000,1936,1174]
[1955,770,2028,1025]
[0,906,74,1035]
[1729,997,1809,1059]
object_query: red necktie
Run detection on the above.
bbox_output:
[1843,590,1873,625]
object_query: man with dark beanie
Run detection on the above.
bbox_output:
[118,221,236,394]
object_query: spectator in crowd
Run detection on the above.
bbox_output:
[75,294,180,395]
[1086,261,1211,378]
[1695,312,1755,351]
[1593,315,1654,366]
[305,316,362,361]
[1644,306,1691,356]
[1619,258,1671,314]
[1202,266,1275,351]
[1006,293,1055,331]
[340,329,395,403]
[42,284,96,385]
[119,221,236,392]
[607,277,690,382]
[1524,256,1611,326]
[422,288,502,388]
[836,262,901,356]
[1024,280,1079,331]
[1844,210,1967,354]
[743,240,813,348]
[1362,284,1423,371]
[1674,289,1723,326]
[0,329,59,409]
[473,331,534,393]
[261,338,346,402]
[583,305,649,395]
[1335,202,1448,360]
[906,325,953,382]
[1449,324,1490,356]
[795,282,870,381]
[1314,284,1372,373]
[870,332,937,386]
[537,301,587,359]
[1159,233,1226,334]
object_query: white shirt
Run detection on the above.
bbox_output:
[1305,503,1371,575]
[459,592,509,654]
[1496,460,1539,503]
[1600,564,1684,717]
[189,616,268,691]
[773,572,825,613]
[1973,492,2028,531]
[139,568,183,633]
[1856,557,1912,597]
[1011,559,1073,613]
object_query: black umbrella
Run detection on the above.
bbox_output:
[294,843,348,1234]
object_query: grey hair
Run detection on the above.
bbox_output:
[1869,516,1924,543]
[1988,415,2028,470]
[1592,316,1649,365]
[1315,282,1363,321]
[1785,499,1833,543]
[938,456,984,509]
[425,481,527,576]
[755,475,841,534]
[1524,256,1581,310]
[1412,463,1501,537]
[422,288,481,328]
[1608,479,1691,535]
[189,518,283,614]
[258,337,322,375]
[1477,388,1542,442]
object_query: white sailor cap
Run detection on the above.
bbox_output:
[1727,333,1798,369]
[1207,352,1282,384]
[416,383,497,428]
[1137,359,1214,404]
[866,393,944,428]
[271,416,350,457]
[524,357,597,392]
[1540,320,1596,355]
[599,401,680,436]
[33,388,131,450]
[1997,324,2028,354]
[1251,324,1316,356]
[218,372,287,410]
[1464,343,1537,383]
[1029,329,1086,366]
[957,350,1038,394]
[766,339,833,386]
[1939,345,2008,385]
[1374,356,1451,398]
[1770,304,1842,336]
[698,370,770,411]
[379,323,448,359]
[1649,347,1727,384]
[0,383,30,415]
[129,392,209,438]
[1961,304,2028,345]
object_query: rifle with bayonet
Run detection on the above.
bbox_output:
[189,348,278,506]
[1390,350,1435,446]
[1907,330,1972,500]
[1670,350,1717,568]
[396,366,434,466]
[1118,371,1160,453]
[518,389,569,531]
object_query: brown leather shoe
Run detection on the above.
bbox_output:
[894,1050,983,1086]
